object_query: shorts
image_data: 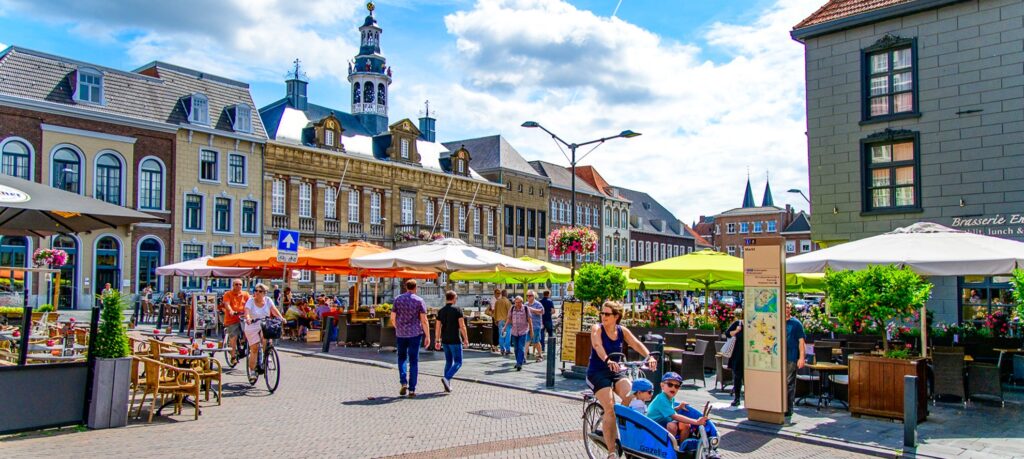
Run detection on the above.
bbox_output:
[225,322,243,339]
[586,369,625,392]
[530,324,543,344]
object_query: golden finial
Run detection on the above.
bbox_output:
[367,2,375,13]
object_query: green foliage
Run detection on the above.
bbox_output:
[0,306,24,315]
[93,290,130,359]
[1011,268,1024,320]
[693,314,717,330]
[36,304,54,312]
[824,265,933,351]
[883,348,912,359]
[574,263,626,304]
[975,326,994,338]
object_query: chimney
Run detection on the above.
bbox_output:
[418,100,436,142]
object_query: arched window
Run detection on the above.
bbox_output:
[52,235,78,309]
[605,236,612,260]
[94,152,122,205]
[363,82,374,104]
[137,237,162,292]
[620,210,628,228]
[353,82,361,103]
[619,238,627,262]
[95,236,120,292]
[1,139,31,180]
[139,158,164,210]
[612,208,619,228]
[605,207,611,226]
[378,83,386,106]
[52,147,82,193]
[612,238,620,262]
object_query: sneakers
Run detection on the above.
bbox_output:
[400,385,408,396]
[441,378,451,393]
[515,365,522,371]
[730,399,741,407]
[248,374,258,385]
[408,391,416,398]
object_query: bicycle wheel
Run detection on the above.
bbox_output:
[264,346,280,393]
[582,402,607,459]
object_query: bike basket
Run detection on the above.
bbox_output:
[261,318,284,339]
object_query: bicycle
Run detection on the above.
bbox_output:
[582,352,659,459]
[222,313,247,369]
[243,317,282,393]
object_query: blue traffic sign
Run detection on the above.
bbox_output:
[277,229,299,253]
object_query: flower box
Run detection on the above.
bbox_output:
[848,355,928,421]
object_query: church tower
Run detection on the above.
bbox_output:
[348,2,392,135]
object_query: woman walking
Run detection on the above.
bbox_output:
[503,295,533,371]
[726,308,744,406]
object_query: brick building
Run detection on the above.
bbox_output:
[792,0,1024,323]
[612,186,694,266]
[573,165,631,268]
[711,178,804,258]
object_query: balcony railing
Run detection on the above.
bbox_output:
[369,224,385,238]
[324,220,340,235]
[299,217,315,232]
[347,222,362,235]
[504,235,514,246]
[528,237,537,249]
[271,214,288,229]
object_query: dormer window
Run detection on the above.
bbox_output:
[230,104,252,133]
[456,160,465,174]
[400,139,409,159]
[186,93,209,125]
[75,67,103,104]
[325,130,335,146]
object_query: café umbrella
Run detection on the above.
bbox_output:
[351,238,544,284]
[450,256,570,284]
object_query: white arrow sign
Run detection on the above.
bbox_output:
[282,233,296,249]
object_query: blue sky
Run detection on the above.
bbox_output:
[0,0,825,223]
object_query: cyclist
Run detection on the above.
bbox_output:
[243,283,285,384]
[221,279,250,362]
[587,301,657,459]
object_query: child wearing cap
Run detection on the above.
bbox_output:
[647,372,720,453]
[627,378,655,415]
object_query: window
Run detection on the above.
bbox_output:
[228,154,246,185]
[185,194,203,230]
[863,38,917,121]
[94,153,122,205]
[400,139,409,159]
[767,221,776,232]
[137,237,161,292]
[76,68,103,104]
[370,192,381,224]
[348,190,360,223]
[458,204,466,232]
[864,132,919,212]
[506,181,512,191]
[457,160,465,174]
[200,150,218,182]
[517,184,523,193]
[52,147,81,193]
[960,276,1018,322]
[425,199,434,227]
[739,222,749,233]
[181,244,203,289]
[241,200,258,234]
[576,205,582,226]
[753,221,762,233]
[442,201,451,231]
[529,186,534,196]
[645,241,652,262]
[630,240,636,261]
[400,195,413,224]
[271,179,286,215]
[325,187,337,220]
[324,273,336,284]
[620,210,628,228]
[516,207,525,237]
[785,240,796,254]
[214,198,231,232]
[605,237,612,260]
[232,105,252,133]
[538,211,546,239]
[504,206,513,236]
[188,94,209,125]
[1,139,31,180]
[473,207,480,234]
[298,182,312,218]
[527,209,536,238]
[726,223,735,234]
[487,208,494,236]
[800,240,812,253]
[139,158,163,210]
[324,129,335,147]
[727,245,736,256]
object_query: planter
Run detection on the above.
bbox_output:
[87,357,132,429]
[848,355,927,422]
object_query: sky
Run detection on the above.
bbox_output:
[0,0,826,225]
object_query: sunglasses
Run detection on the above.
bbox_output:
[255,289,266,293]
[664,382,681,389]
[600,312,617,317]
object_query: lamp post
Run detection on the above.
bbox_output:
[787,188,810,205]
[521,121,640,293]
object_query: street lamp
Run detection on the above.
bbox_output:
[787,188,810,205]
[521,121,640,295]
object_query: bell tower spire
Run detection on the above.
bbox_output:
[348,1,391,135]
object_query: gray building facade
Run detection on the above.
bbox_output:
[792,0,1024,323]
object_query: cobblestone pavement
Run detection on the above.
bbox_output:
[2,352,878,458]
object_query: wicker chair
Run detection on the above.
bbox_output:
[1013,355,1024,385]
[816,339,842,349]
[133,356,201,422]
[968,362,1004,406]
[813,345,834,365]
[671,339,707,388]
[715,352,733,391]
[338,316,366,346]
[933,345,964,355]
[701,337,718,370]
[664,333,688,350]
[932,351,967,405]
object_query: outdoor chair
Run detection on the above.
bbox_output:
[365,322,382,345]
[932,351,967,405]
[715,352,733,391]
[816,339,842,349]
[934,345,964,355]
[702,337,718,371]
[685,328,698,343]
[829,374,849,403]
[133,355,201,422]
[1013,355,1024,385]
[671,339,707,388]
[195,355,222,404]
[337,316,366,346]
[795,365,820,405]
[664,333,688,350]
[378,324,397,351]
[968,362,1004,406]
[813,345,834,365]
[838,347,861,365]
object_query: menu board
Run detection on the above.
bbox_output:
[192,293,219,335]
[560,301,584,363]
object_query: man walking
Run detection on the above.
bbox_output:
[492,289,512,356]
[435,290,468,393]
[540,290,555,352]
[392,279,430,398]
[785,305,806,420]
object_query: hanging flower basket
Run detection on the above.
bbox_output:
[547,226,598,258]
[33,248,68,268]
[417,230,444,241]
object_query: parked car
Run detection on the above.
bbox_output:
[719,296,737,306]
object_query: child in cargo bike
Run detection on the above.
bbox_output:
[647,372,721,457]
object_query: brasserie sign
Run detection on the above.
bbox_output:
[949,214,1024,240]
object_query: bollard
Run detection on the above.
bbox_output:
[546,335,556,387]
[904,375,918,448]
[133,300,141,326]
[156,303,165,330]
[322,316,334,353]
[17,306,32,366]
[178,305,186,333]
[653,340,665,395]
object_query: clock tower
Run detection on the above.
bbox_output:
[348,2,392,136]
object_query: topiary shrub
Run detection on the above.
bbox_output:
[575,263,626,305]
[824,265,932,351]
[93,290,130,359]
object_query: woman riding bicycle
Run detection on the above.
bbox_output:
[588,301,657,459]
[244,283,285,384]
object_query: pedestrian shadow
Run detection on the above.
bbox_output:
[342,396,404,406]
[719,424,775,454]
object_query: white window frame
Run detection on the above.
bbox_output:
[0,137,35,181]
[228,153,246,186]
[400,195,414,224]
[271,179,286,215]
[727,223,736,234]
[324,273,336,283]
[199,149,219,183]
[425,199,434,228]
[324,129,335,147]
[137,156,165,211]
[325,187,337,220]
[785,240,796,254]
[768,220,777,232]
[630,240,636,261]
[800,240,812,253]
[213,196,232,234]
[457,160,464,174]
[442,201,451,231]
[727,245,736,256]
[232,104,252,133]
[458,204,466,232]
[370,192,382,224]
[50,144,84,195]
[298,182,312,218]
[93,150,125,206]
[183,193,204,232]
[400,139,410,159]
[486,208,494,236]
[753,221,762,233]
[740,222,749,233]
[241,199,259,235]
[75,68,104,104]
[189,93,209,125]
[473,207,480,235]
[348,190,360,223]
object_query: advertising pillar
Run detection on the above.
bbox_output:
[742,245,787,424]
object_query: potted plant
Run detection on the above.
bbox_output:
[824,265,932,421]
[87,289,132,429]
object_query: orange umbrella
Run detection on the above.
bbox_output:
[206,247,310,268]
[300,241,437,279]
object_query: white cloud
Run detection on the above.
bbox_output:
[435,0,822,223]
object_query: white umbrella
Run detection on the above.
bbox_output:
[786,222,1024,276]
[155,256,257,278]
[351,238,544,274]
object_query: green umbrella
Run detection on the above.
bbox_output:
[450,256,570,284]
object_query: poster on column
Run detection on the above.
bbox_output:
[742,245,786,425]
[745,287,780,371]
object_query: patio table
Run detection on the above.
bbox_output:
[808,362,848,411]
[994,348,1023,381]
[139,330,176,341]
[29,343,87,352]
[157,353,208,416]
[25,353,83,362]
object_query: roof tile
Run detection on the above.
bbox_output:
[794,0,915,30]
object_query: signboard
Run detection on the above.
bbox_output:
[742,245,786,425]
[560,301,584,363]
[276,229,300,263]
[0,184,30,203]
[948,215,1024,241]
[191,293,219,336]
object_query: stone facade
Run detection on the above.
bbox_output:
[493,170,551,261]
[712,206,799,257]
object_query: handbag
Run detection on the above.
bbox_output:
[721,333,737,359]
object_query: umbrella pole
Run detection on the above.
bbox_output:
[921,304,928,358]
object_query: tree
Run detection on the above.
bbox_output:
[93,290,131,359]
[824,265,932,351]
[575,263,626,305]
